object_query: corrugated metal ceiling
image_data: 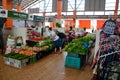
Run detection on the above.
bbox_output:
[12,0,38,9]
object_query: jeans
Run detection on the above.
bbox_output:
[60,38,66,48]
[53,39,61,48]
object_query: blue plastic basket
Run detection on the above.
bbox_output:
[29,54,37,64]
[83,42,89,48]
[65,56,81,69]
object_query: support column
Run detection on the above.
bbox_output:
[73,10,76,28]
[42,12,46,17]
[43,0,46,26]
[17,0,22,12]
[2,0,13,29]
[57,0,62,20]
[73,0,77,28]
[17,6,22,12]
[42,12,46,26]
[114,0,119,20]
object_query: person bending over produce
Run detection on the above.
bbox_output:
[48,28,62,53]
[56,30,66,48]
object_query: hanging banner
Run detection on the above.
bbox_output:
[8,10,28,20]
[103,20,116,34]
[0,9,8,18]
[34,15,45,22]
[48,17,56,22]
[28,14,34,21]
[56,19,63,24]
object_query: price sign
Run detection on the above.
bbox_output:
[103,20,116,34]
[0,9,8,18]
[28,14,34,21]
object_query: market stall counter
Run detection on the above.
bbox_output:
[64,35,95,69]
[4,36,54,68]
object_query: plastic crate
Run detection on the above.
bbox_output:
[29,54,37,64]
[26,40,37,47]
[36,51,45,60]
[65,56,81,69]
[67,52,80,58]
[14,62,27,68]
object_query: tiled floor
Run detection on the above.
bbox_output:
[0,52,93,80]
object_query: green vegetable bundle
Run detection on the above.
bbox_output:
[35,39,53,47]
[4,52,28,60]
[64,35,95,55]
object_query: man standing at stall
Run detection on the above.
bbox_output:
[48,28,62,53]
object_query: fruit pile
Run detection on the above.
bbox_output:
[13,49,35,56]
[24,46,49,52]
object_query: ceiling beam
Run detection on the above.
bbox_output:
[22,0,44,10]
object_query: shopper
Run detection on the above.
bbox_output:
[68,26,75,42]
[80,27,88,37]
[56,30,66,48]
[38,26,44,36]
[44,26,50,37]
[48,28,62,53]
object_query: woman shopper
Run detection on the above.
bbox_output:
[48,28,62,53]
[56,30,66,48]
[68,26,75,42]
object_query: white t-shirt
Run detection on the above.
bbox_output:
[43,27,50,37]
[49,31,59,41]
[38,26,44,33]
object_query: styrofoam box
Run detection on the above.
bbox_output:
[22,58,29,63]
[4,57,29,68]
[9,58,15,63]
[4,57,10,65]
[14,62,27,68]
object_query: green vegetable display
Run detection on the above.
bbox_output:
[4,52,28,60]
[35,38,53,51]
[64,35,95,55]
[35,39,53,47]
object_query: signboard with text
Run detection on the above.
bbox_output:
[0,9,8,18]
[103,20,116,34]
[48,17,56,22]
[34,15,45,22]
[8,10,28,20]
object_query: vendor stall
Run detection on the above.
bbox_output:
[0,9,54,68]
[4,36,53,68]
[64,35,95,69]
[92,19,120,80]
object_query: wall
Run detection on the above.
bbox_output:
[13,19,25,27]
[3,27,27,45]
